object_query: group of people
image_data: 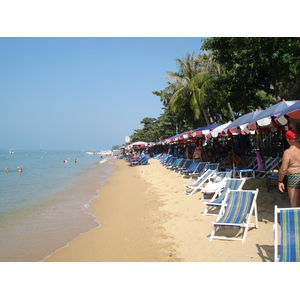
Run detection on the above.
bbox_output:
[5,166,22,172]
[123,129,300,207]
[172,131,300,207]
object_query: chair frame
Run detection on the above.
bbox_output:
[188,162,209,179]
[203,178,246,215]
[210,189,259,242]
[273,205,300,262]
[184,169,216,195]
[199,171,233,201]
[181,161,201,177]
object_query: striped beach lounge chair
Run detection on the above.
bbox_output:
[187,162,208,179]
[203,178,246,215]
[199,170,232,200]
[166,157,183,170]
[184,169,216,195]
[274,206,300,262]
[181,161,200,177]
[210,189,259,242]
[177,159,193,173]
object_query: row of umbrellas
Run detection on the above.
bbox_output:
[161,100,300,144]
[123,100,300,149]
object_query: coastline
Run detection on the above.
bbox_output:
[44,158,166,262]
[45,157,289,262]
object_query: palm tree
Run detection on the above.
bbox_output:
[162,52,223,126]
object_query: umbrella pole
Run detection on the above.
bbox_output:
[230,136,236,178]
[216,138,220,162]
[258,127,270,192]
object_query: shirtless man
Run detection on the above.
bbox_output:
[278,129,300,207]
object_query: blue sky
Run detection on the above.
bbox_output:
[0,37,206,150]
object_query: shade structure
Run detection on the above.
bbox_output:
[164,132,188,144]
[206,121,232,138]
[191,123,223,137]
[224,110,263,134]
[274,100,300,124]
[161,123,224,145]
[126,141,153,149]
[247,100,297,130]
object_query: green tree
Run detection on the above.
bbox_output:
[156,107,179,139]
[202,37,300,103]
[159,52,229,126]
[162,53,207,126]
[130,117,160,142]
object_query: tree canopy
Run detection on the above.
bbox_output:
[128,37,300,145]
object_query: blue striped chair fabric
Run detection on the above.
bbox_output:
[184,169,216,195]
[203,178,246,215]
[216,191,254,228]
[188,162,208,178]
[274,206,300,262]
[210,189,259,242]
[167,158,183,169]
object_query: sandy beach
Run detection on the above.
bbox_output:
[44,157,290,262]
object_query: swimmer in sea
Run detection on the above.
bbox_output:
[278,129,300,207]
[17,166,23,172]
[5,167,9,173]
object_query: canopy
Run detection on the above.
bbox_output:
[191,123,223,136]
[224,110,263,134]
[274,100,300,124]
[126,141,153,148]
[160,123,223,144]
[163,132,189,144]
[206,122,232,138]
[247,100,297,130]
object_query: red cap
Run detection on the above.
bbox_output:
[286,129,299,140]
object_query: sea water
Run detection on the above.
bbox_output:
[0,149,115,262]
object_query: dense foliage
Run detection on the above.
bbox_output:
[128,37,300,144]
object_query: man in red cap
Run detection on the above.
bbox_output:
[278,129,300,207]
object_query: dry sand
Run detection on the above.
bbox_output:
[44,157,290,262]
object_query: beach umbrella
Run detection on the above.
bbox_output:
[247,100,297,130]
[274,100,300,124]
[244,101,297,190]
[206,122,232,138]
[191,123,223,137]
[126,141,151,149]
[224,110,263,134]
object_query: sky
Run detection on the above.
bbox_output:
[0,2,296,151]
[0,37,206,150]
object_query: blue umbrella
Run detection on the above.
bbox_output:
[274,100,300,124]
[247,100,297,130]
[224,110,263,134]
[192,123,223,136]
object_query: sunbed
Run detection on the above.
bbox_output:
[184,169,216,195]
[203,178,246,215]
[274,206,300,262]
[210,189,259,242]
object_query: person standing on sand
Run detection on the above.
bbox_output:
[278,129,300,207]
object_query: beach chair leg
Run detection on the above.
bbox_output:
[190,188,197,195]
[209,226,216,241]
[241,226,248,242]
